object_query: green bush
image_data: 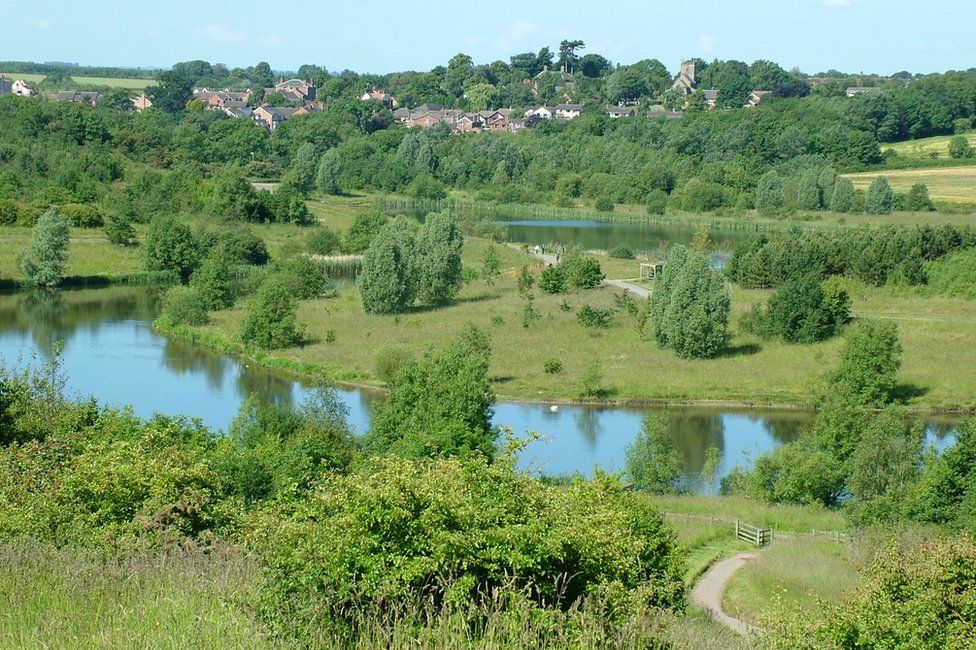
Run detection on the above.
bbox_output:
[645,189,668,215]
[240,277,303,349]
[0,199,17,226]
[865,176,894,215]
[948,135,974,159]
[104,215,136,246]
[539,265,566,293]
[358,217,417,314]
[161,285,209,326]
[373,345,415,385]
[142,216,200,281]
[577,305,614,328]
[594,196,615,212]
[60,203,104,228]
[925,248,976,298]
[190,254,234,310]
[743,274,850,343]
[343,211,388,254]
[212,228,269,265]
[608,245,634,259]
[905,183,934,212]
[269,256,329,300]
[407,175,447,200]
[305,226,341,255]
[562,255,605,289]
[251,455,685,639]
[543,358,563,374]
[414,212,463,307]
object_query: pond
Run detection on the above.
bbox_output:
[0,287,957,493]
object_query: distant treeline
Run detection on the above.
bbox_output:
[0,61,158,79]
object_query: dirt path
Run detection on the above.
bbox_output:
[691,552,757,636]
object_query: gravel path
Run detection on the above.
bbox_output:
[691,552,757,636]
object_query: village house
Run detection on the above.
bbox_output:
[0,76,12,95]
[263,78,316,103]
[607,106,635,119]
[702,89,719,109]
[361,89,397,109]
[553,103,582,120]
[252,105,314,131]
[131,94,152,112]
[523,106,553,120]
[744,90,771,108]
[672,60,698,96]
[0,76,37,97]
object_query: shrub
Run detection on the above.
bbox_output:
[543,358,563,374]
[905,183,933,212]
[251,456,685,641]
[0,199,17,226]
[608,245,634,259]
[645,189,668,215]
[161,285,209,326]
[213,228,269,265]
[366,326,495,459]
[539,265,566,293]
[747,274,850,343]
[358,217,417,314]
[104,214,136,246]
[948,135,974,159]
[832,320,901,408]
[521,300,540,328]
[925,248,976,298]
[343,211,388,254]
[578,360,606,399]
[577,305,614,329]
[305,226,341,255]
[594,196,615,212]
[240,277,303,349]
[407,175,447,200]
[865,176,894,215]
[60,203,104,228]
[190,254,234,310]
[269,256,329,299]
[142,216,200,281]
[19,208,70,287]
[563,255,605,289]
[373,345,415,385]
[829,177,856,213]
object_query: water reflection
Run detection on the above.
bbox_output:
[0,286,960,493]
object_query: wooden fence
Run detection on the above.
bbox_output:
[735,520,772,546]
[661,512,848,546]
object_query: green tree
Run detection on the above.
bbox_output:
[415,212,463,306]
[948,135,974,159]
[795,169,822,211]
[755,171,785,215]
[865,176,894,215]
[358,217,417,314]
[366,326,495,459]
[161,285,209,326]
[316,148,342,194]
[539,265,566,294]
[829,177,856,212]
[626,416,682,494]
[190,253,234,310]
[343,210,387,253]
[19,208,70,287]
[481,245,501,285]
[104,214,136,246]
[832,320,902,408]
[758,274,850,343]
[149,70,193,114]
[906,182,933,211]
[142,216,200,281]
[557,39,585,73]
[240,277,303,349]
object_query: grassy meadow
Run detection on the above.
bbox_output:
[845,164,976,205]
[883,132,976,158]
[0,226,143,280]
[1,72,154,89]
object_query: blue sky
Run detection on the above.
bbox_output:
[2,0,972,75]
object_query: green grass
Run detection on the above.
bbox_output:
[1,72,154,89]
[0,542,266,648]
[723,537,857,627]
[883,133,976,158]
[0,226,143,280]
[648,494,848,534]
[188,262,976,410]
[845,165,976,204]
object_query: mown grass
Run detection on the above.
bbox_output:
[1,72,153,89]
[0,542,266,649]
[883,132,976,158]
[845,164,976,204]
[722,537,857,626]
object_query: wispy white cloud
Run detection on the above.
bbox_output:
[36,19,51,30]
[195,24,248,45]
[823,0,853,7]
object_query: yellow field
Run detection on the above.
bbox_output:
[844,165,976,204]
[0,72,154,89]
[884,133,976,158]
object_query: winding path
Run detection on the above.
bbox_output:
[691,552,757,636]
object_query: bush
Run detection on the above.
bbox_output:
[374,345,415,385]
[407,175,447,200]
[104,215,136,246]
[240,277,303,349]
[594,196,615,212]
[0,199,17,226]
[60,203,103,228]
[539,265,566,293]
[161,285,209,326]
[577,305,614,329]
[948,135,974,159]
[608,245,634,259]
[755,171,785,216]
[190,254,234,310]
[343,210,388,254]
[415,212,463,307]
[832,320,901,408]
[19,208,70,287]
[251,455,685,640]
[543,358,563,374]
[142,216,200,281]
[269,255,329,299]
[645,189,668,215]
[905,183,934,212]
[563,255,605,289]
[578,360,606,399]
[925,248,976,298]
[829,177,856,213]
[745,274,850,343]
[213,229,269,265]
[305,226,341,255]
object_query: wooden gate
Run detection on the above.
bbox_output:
[735,520,771,546]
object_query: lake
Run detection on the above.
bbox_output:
[0,287,956,493]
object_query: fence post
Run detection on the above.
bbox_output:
[735,520,740,541]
